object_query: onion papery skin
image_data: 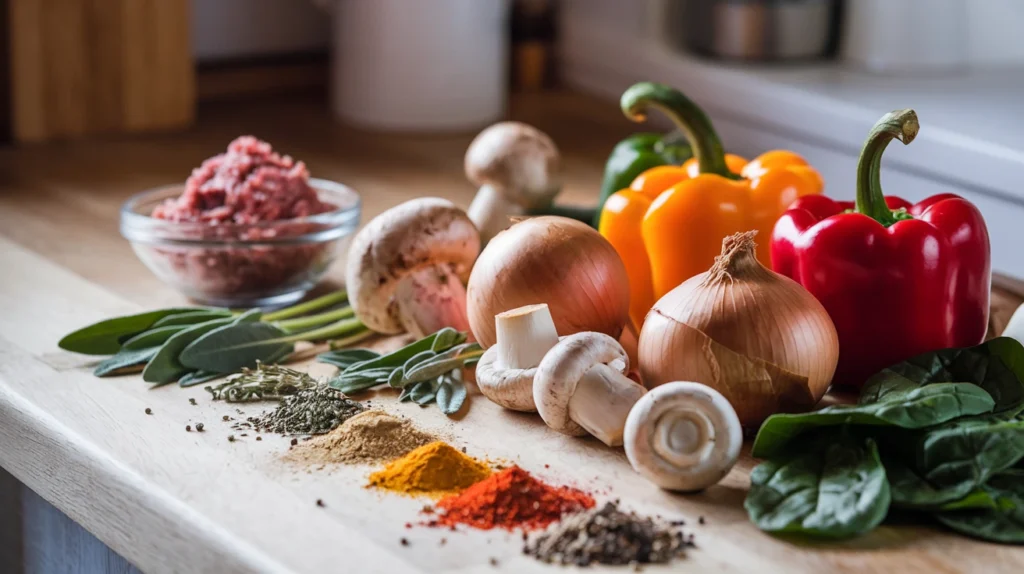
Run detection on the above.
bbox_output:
[638,235,839,427]
[466,216,631,349]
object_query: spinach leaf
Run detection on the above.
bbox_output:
[59,308,199,355]
[93,347,160,377]
[861,337,1024,414]
[751,383,995,458]
[317,348,381,370]
[178,322,292,373]
[745,436,890,539]
[142,317,235,384]
[934,470,1024,544]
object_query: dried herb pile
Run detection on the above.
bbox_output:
[290,411,437,465]
[248,385,364,436]
[426,466,595,532]
[523,501,693,566]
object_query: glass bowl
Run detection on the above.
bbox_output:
[120,178,361,308]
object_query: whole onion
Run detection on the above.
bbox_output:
[638,231,838,427]
[467,216,630,348]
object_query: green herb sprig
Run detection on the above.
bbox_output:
[745,336,1024,544]
[206,361,319,402]
[317,327,481,416]
[57,289,368,386]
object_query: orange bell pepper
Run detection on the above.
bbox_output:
[599,82,824,329]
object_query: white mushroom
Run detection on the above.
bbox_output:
[464,121,561,244]
[475,303,560,412]
[624,382,742,492]
[345,198,480,338]
[533,332,647,447]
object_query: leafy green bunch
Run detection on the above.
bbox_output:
[745,337,1024,544]
[316,328,482,416]
[58,290,367,387]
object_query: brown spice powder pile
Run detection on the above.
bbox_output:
[288,410,437,465]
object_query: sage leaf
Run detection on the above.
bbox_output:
[142,317,236,384]
[121,325,189,350]
[745,437,890,539]
[431,327,465,352]
[934,470,1024,543]
[411,379,438,405]
[178,322,292,373]
[342,332,445,374]
[317,349,381,370]
[178,370,223,388]
[403,344,482,384]
[752,383,995,458]
[398,385,416,402]
[437,376,467,415]
[403,350,438,372]
[59,307,199,355]
[861,336,1024,414]
[152,309,232,328]
[93,347,160,377]
[388,367,406,388]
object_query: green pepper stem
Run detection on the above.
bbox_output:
[261,289,348,322]
[620,82,738,179]
[855,109,919,226]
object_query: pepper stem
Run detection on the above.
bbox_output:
[855,109,919,226]
[620,82,739,179]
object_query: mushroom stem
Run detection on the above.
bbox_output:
[393,264,471,339]
[467,183,526,245]
[495,304,559,368]
[568,364,647,447]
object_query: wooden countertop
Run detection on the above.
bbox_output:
[0,92,1022,574]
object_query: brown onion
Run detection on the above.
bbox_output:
[467,216,630,349]
[638,231,838,427]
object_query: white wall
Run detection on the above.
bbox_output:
[191,0,330,62]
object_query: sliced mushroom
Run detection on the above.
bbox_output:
[475,304,560,412]
[624,382,742,492]
[345,198,480,337]
[533,332,647,447]
[464,122,561,244]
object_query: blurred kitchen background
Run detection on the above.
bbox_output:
[0,0,1022,275]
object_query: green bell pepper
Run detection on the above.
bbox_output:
[594,132,691,227]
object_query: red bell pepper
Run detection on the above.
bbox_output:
[771,109,991,388]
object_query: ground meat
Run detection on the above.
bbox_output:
[147,137,342,303]
[153,136,332,223]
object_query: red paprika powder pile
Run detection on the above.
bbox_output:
[426,466,595,531]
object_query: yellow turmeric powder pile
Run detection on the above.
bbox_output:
[367,441,491,497]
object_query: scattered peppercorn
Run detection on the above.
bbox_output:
[461,446,467,453]
[698,516,706,525]
[223,415,231,421]
[290,438,299,446]
[316,499,325,507]
[144,408,152,415]
[196,423,205,432]
[256,436,262,441]
[489,558,499,567]
[189,398,197,406]
[228,435,236,442]
[400,538,409,546]
[439,538,447,546]
[185,425,192,432]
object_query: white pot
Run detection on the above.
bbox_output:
[840,0,968,73]
[326,0,510,132]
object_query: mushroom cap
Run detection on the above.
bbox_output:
[533,332,629,436]
[624,381,742,492]
[464,121,561,210]
[474,345,538,412]
[345,198,480,334]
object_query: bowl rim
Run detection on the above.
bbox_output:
[120,177,362,247]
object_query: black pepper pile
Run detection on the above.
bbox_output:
[247,385,364,436]
[523,501,694,567]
